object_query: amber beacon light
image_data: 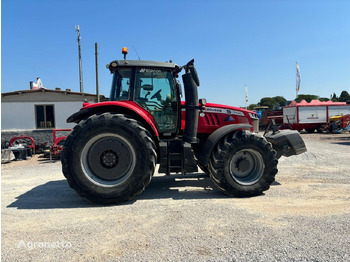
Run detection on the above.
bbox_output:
[122,47,128,60]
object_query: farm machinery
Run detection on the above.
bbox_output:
[321,114,350,133]
[43,129,71,159]
[61,48,307,204]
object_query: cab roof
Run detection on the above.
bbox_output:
[107,60,178,73]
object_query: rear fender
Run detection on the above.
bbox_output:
[66,103,159,138]
[196,124,252,167]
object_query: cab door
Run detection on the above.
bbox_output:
[134,68,178,135]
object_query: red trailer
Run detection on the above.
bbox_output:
[283,100,350,132]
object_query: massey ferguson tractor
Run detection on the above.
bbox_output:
[61,48,306,204]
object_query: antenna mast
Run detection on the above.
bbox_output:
[75,25,84,93]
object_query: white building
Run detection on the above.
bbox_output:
[1,88,103,140]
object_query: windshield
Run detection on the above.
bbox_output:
[109,69,131,101]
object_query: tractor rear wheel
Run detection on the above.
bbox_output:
[61,113,156,204]
[209,130,278,197]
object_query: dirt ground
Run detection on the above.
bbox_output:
[1,132,350,261]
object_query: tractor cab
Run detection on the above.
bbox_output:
[107,58,181,135]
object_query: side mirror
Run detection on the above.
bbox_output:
[176,81,183,98]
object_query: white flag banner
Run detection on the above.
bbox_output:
[296,62,301,93]
[245,85,248,103]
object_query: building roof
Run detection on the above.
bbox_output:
[1,88,105,103]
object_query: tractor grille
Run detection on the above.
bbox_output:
[203,113,221,126]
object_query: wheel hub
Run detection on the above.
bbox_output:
[236,157,250,173]
[229,149,264,185]
[81,134,136,184]
[100,150,119,168]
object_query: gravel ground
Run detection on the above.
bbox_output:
[1,132,350,261]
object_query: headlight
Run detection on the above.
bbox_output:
[249,113,259,120]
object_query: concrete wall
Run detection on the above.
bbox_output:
[1,129,71,145]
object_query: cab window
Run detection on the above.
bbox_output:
[110,69,131,101]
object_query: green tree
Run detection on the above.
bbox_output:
[319,97,330,102]
[295,94,319,103]
[338,90,350,102]
[247,104,257,110]
[272,96,287,108]
[331,93,338,102]
[258,96,287,109]
[258,97,275,109]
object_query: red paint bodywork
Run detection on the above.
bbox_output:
[182,101,255,134]
[341,114,350,129]
[79,101,257,137]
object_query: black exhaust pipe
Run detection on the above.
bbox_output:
[182,60,200,144]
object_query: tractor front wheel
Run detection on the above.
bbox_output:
[61,113,156,204]
[209,130,278,197]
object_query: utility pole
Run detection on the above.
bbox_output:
[75,25,83,93]
[95,42,100,103]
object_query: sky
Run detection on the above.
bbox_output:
[1,0,350,107]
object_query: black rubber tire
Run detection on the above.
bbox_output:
[61,113,156,204]
[208,130,278,197]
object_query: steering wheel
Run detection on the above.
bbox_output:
[145,101,163,109]
[150,89,162,100]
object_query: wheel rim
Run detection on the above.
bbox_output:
[81,133,136,187]
[229,149,265,185]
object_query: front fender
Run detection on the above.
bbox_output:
[196,124,252,166]
[67,102,159,138]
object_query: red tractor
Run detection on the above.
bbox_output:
[61,49,306,204]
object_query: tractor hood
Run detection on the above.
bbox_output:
[181,101,259,134]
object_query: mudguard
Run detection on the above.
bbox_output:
[66,102,159,138]
[265,130,307,159]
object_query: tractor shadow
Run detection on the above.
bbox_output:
[137,173,225,201]
[7,180,98,209]
[7,173,276,209]
[332,136,350,146]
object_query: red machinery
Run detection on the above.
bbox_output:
[321,114,350,133]
[261,109,283,129]
[340,114,350,129]
[49,129,71,158]
[10,135,35,155]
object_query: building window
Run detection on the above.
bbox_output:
[35,105,55,129]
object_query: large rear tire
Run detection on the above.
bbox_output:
[208,130,278,197]
[61,113,156,204]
